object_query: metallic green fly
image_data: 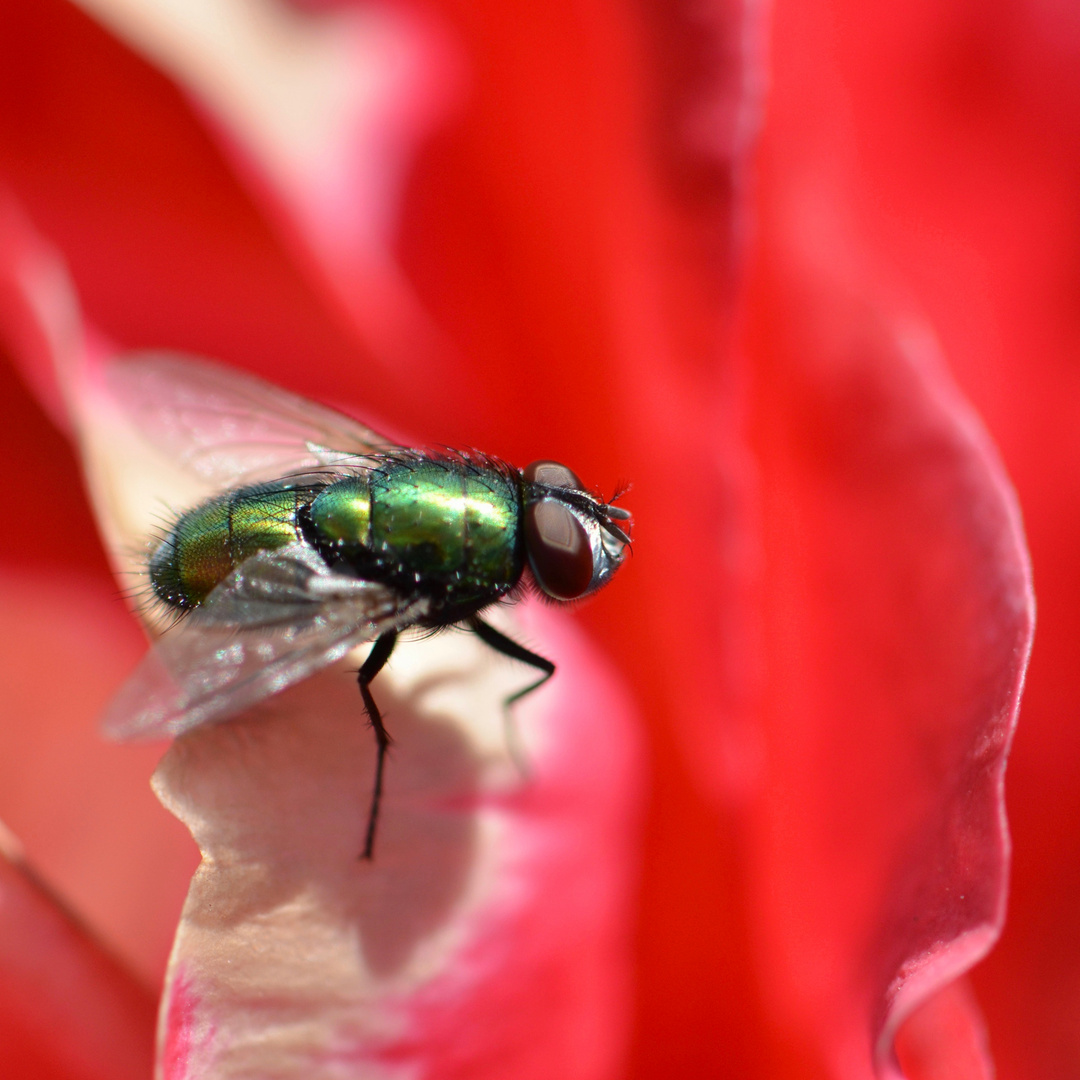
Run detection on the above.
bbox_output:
[102,356,631,858]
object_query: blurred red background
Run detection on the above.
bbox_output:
[0,0,1075,1077]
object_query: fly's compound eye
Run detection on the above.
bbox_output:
[523,460,583,491]
[525,498,595,600]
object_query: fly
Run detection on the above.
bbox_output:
[102,355,632,859]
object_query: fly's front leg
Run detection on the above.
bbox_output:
[357,630,398,860]
[469,617,555,776]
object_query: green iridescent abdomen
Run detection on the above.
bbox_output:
[308,458,524,610]
[150,484,310,609]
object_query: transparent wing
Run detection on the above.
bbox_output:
[102,546,428,741]
[105,352,400,486]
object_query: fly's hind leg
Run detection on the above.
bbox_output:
[468,617,555,777]
[357,630,398,860]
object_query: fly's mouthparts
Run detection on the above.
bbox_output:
[602,520,632,546]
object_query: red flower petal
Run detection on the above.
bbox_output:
[0,0,395,415]
[0,830,157,1080]
[765,1,1080,1075]
[0,190,203,983]
[741,180,1033,1073]
[74,0,465,369]
[894,979,993,1080]
[0,568,199,986]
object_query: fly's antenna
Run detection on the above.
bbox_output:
[600,481,632,547]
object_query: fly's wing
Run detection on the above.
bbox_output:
[102,546,429,741]
[105,352,400,486]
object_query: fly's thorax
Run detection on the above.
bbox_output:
[307,456,524,603]
[369,458,522,581]
[150,484,311,609]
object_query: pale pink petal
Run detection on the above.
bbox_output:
[153,604,641,1079]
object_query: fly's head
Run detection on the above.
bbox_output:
[521,460,632,602]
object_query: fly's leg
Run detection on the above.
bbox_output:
[358,630,398,860]
[469,617,555,777]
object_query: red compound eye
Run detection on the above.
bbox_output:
[524,498,595,600]
[523,460,583,491]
